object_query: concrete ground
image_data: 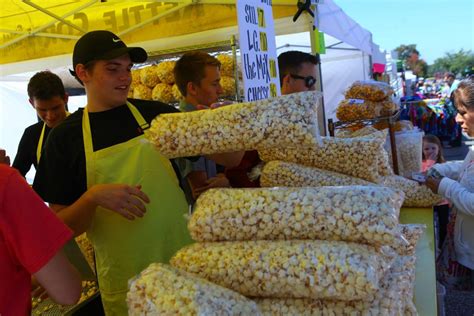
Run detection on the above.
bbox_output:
[438,137,474,316]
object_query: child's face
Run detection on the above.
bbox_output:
[423,141,439,160]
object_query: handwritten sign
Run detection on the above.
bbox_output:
[237,0,280,102]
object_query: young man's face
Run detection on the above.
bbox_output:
[31,95,68,128]
[82,54,133,107]
[282,62,317,95]
[193,65,223,106]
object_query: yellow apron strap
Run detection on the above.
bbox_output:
[37,111,71,164]
[36,123,46,165]
[126,101,149,131]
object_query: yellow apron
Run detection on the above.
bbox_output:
[36,112,71,164]
[82,102,192,315]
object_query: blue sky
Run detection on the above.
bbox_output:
[334,0,473,64]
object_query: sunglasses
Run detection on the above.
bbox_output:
[290,74,317,88]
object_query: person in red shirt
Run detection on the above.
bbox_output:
[0,164,81,315]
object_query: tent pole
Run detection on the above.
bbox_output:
[310,4,326,136]
[23,0,89,33]
[1,0,96,49]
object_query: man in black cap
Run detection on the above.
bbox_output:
[33,30,193,315]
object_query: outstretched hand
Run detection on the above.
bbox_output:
[88,184,150,220]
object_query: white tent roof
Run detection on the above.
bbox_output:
[317,0,372,55]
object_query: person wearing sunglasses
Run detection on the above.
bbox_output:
[278,50,320,95]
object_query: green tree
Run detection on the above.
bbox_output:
[394,44,428,77]
[394,44,417,60]
[429,49,474,77]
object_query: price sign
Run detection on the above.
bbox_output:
[237,0,281,101]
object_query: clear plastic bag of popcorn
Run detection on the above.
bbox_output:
[336,128,393,176]
[385,129,424,177]
[139,65,161,88]
[216,54,235,77]
[260,161,373,188]
[189,186,404,247]
[392,255,418,315]
[171,240,394,301]
[380,175,442,207]
[396,224,426,256]
[336,99,374,121]
[335,125,379,138]
[146,91,322,158]
[220,76,236,97]
[133,83,152,100]
[172,83,184,101]
[156,60,176,84]
[255,260,407,316]
[152,83,175,103]
[127,263,260,316]
[345,80,394,102]
[258,133,385,182]
[131,68,142,89]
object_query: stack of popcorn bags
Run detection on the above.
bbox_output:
[335,80,398,122]
[126,91,433,315]
[130,54,237,103]
[335,80,425,178]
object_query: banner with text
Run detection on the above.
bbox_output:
[237,0,280,102]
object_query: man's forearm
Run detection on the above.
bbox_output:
[51,192,97,237]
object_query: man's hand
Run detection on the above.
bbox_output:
[0,149,10,165]
[87,184,150,220]
[425,176,443,194]
[194,174,230,195]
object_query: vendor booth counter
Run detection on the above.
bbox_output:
[400,207,438,316]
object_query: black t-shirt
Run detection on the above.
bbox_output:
[33,99,179,205]
[12,121,51,177]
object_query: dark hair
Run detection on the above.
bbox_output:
[27,71,66,100]
[174,52,221,96]
[422,134,445,163]
[453,78,474,110]
[410,49,420,56]
[444,72,455,80]
[70,60,97,86]
[277,51,320,85]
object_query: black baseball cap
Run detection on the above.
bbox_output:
[72,30,147,72]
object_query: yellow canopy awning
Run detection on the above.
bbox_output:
[0,0,299,65]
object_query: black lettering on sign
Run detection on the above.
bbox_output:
[256,54,270,83]
[247,85,270,101]
[244,5,258,25]
[269,59,277,78]
[246,30,259,52]
[257,8,265,28]
[270,83,277,98]
[260,0,272,5]
[243,54,257,80]
[259,32,267,51]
